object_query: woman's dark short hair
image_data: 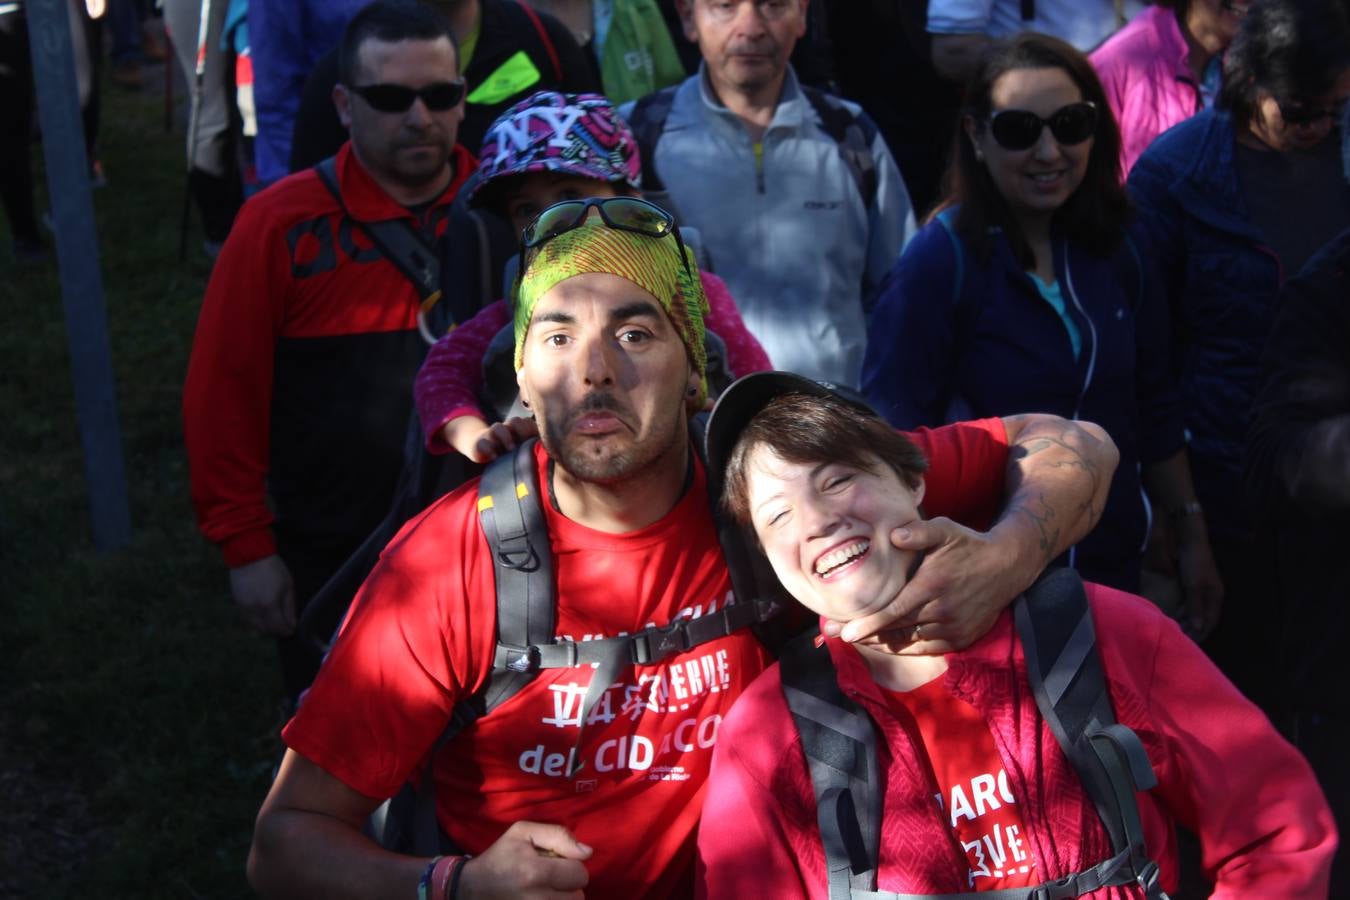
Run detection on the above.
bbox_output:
[721,393,929,526]
[1219,0,1350,132]
[338,0,458,87]
[938,32,1129,266]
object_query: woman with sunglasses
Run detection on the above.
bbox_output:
[1127,0,1350,703]
[413,90,770,464]
[862,33,1221,631]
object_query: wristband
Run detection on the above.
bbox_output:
[431,855,459,900]
[448,854,473,900]
[417,856,444,900]
[1168,500,1203,522]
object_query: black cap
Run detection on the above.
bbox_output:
[704,371,880,476]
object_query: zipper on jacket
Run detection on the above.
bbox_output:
[1061,248,1099,422]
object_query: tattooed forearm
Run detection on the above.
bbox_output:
[998,415,1119,559]
[1002,492,1062,567]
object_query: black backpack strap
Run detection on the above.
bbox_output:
[514,0,562,80]
[801,86,879,211]
[1015,568,1168,900]
[629,86,678,195]
[314,156,445,341]
[477,438,556,705]
[779,630,883,900]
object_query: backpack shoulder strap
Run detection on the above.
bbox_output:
[514,0,562,81]
[629,86,679,195]
[801,86,879,211]
[478,438,556,704]
[779,630,882,900]
[1014,568,1168,899]
[368,441,550,858]
[314,156,445,337]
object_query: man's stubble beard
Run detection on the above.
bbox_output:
[540,395,688,487]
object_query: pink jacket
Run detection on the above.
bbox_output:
[1090,5,1202,177]
[414,271,772,452]
[697,585,1336,899]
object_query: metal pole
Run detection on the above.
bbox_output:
[26,0,132,551]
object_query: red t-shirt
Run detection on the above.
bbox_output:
[283,419,1009,899]
[885,677,1037,891]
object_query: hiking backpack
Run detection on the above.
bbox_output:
[778,567,1169,900]
[369,418,804,855]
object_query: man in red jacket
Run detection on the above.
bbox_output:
[182,0,476,701]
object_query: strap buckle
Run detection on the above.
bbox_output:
[1135,860,1167,899]
[495,536,541,573]
[500,644,541,674]
[1029,872,1081,900]
[631,620,692,666]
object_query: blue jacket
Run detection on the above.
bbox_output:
[249,0,369,186]
[1126,109,1283,540]
[861,212,1184,590]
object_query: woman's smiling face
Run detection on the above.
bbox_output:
[744,445,925,623]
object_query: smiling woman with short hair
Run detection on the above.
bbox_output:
[696,371,1336,900]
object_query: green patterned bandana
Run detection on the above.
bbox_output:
[514,223,710,405]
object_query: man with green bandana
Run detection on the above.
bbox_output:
[248,201,1120,900]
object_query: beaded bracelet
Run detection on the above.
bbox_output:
[447,855,473,900]
[416,856,444,900]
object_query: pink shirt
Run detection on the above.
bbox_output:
[1090,5,1202,177]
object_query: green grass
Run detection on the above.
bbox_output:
[0,69,282,899]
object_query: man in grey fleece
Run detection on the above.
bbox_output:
[622,0,915,387]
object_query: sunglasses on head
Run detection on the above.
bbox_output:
[1278,98,1347,127]
[349,80,466,113]
[520,197,692,277]
[987,101,1098,151]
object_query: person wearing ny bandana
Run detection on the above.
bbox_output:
[251,196,1123,899]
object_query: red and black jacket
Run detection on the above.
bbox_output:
[183,141,476,567]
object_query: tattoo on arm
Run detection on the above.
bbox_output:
[1003,423,1108,559]
[1003,492,1061,567]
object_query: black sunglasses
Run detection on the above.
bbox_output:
[349,80,466,113]
[1278,98,1347,127]
[988,101,1098,151]
[520,197,692,277]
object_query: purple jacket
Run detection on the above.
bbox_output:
[1090,5,1200,176]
